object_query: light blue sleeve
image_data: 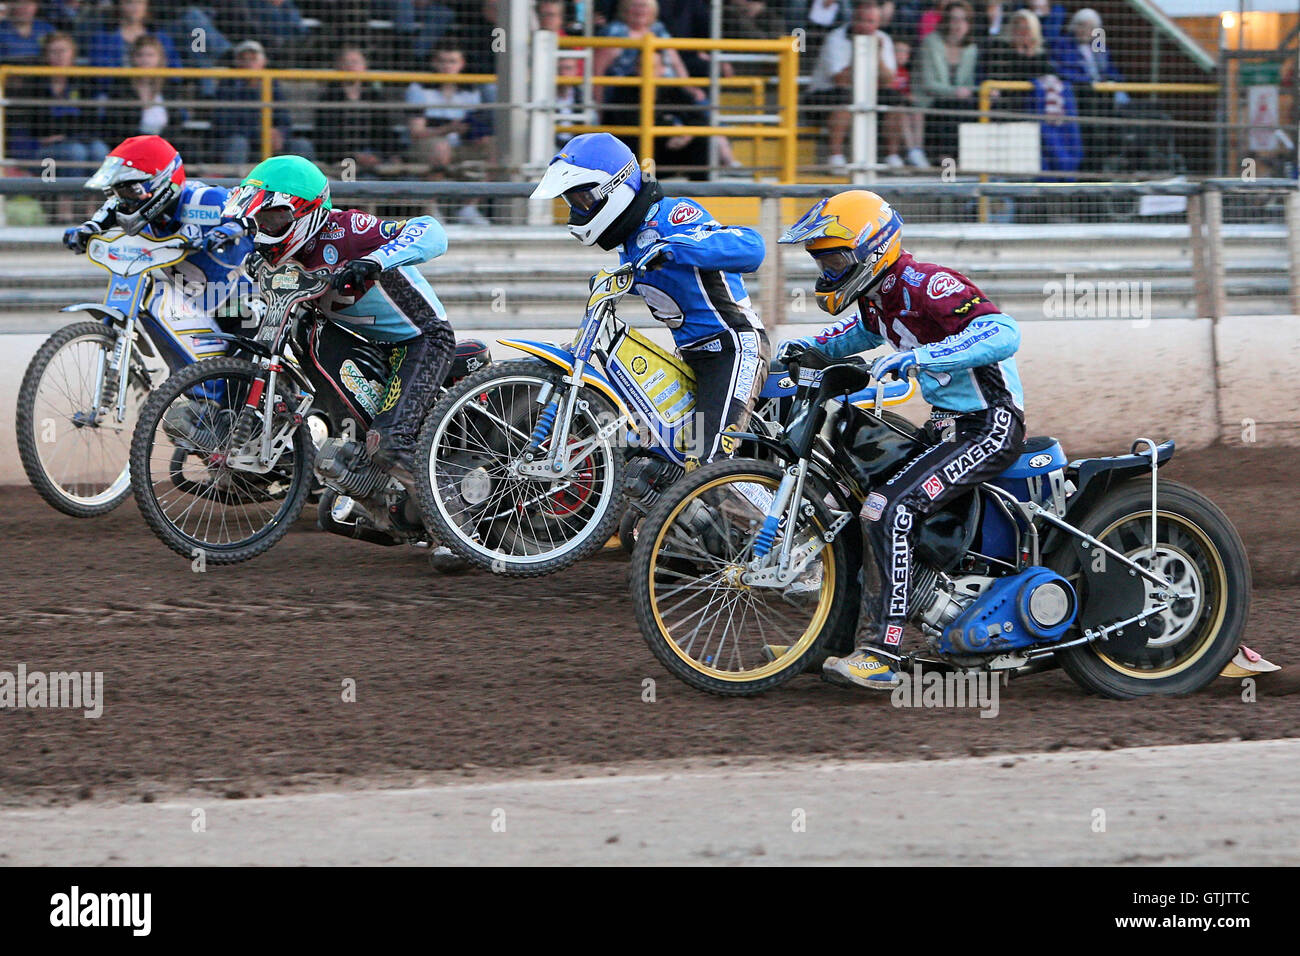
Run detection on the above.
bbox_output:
[364,216,448,270]
[915,313,1020,372]
[662,222,766,273]
[794,312,886,359]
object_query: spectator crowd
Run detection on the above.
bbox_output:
[0,0,1154,189]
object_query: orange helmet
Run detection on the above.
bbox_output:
[779,190,903,314]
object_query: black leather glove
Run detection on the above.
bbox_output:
[775,339,809,364]
[332,258,382,294]
[63,222,96,254]
[242,250,268,281]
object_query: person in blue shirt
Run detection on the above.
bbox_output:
[0,1,54,62]
[532,132,770,464]
[85,0,179,69]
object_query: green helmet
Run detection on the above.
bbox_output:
[223,156,332,265]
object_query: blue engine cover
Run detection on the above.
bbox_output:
[939,567,1078,655]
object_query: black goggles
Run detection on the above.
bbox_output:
[109,181,150,210]
[562,184,602,216]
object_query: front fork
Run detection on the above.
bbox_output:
[228,359,313,472]
[91,318,136,425]
[518,360,625,479]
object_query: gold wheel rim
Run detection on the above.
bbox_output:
[647,472,836,682]
[1091,509,1228,679]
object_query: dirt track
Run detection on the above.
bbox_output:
[1,444,1296,808]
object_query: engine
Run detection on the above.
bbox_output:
[624,456,684,508]
[314,437,391,498]
[911,566,997,637]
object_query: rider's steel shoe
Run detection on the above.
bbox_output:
[822,650,902,690]
[428,545,470,574]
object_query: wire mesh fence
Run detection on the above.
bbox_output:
[0,1,1296,220]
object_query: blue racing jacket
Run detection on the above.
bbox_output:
[619,196,766,348]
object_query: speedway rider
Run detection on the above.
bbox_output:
[531,132,770,466]
[778,190,1026,691]
[223,155,455,489]
[64,135,255,353]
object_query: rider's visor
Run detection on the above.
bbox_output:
[252,205,293,239]
[110,181,150,211]
[811,247,857,282]
[562,184,602,215]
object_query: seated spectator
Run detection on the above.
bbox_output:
[100,34,178,144]
[803,0,849,54]
[87,0,179,69]
[724,0,786,45]
[7,31,107,171]
[377,0,457,67]
[453,0,499,77]
[405,43,493,223]
[535,0,566,32]
[915,0,977,163]
[223,0,310,58]
[316,45,400,175]
[982,8,1051,88]
[882,38,927,167]
[1051,7,1126,170]
[0,1,55,63]
[806,0,897,172]
[211,39,315,167]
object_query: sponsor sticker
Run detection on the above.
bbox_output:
[379,219,407,238]
[322,223,345,240]
[902,266,926,287]
[926,271,964,299]
[953,295,983,315]
[322,244,339,265]
[884,624,904,646]
[631,355,648,375]
[881,273,897,293]
[1028,452,1054,469]
[922,474,945,499]
[351,212,377,232]
[864,492,887,522]
[668,201,700,225]
[636,228,661,247]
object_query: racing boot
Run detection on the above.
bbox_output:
[366,330,452,495]
[822,649,902,691]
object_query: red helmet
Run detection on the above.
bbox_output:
[85,136,186,235]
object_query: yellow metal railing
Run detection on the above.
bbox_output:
[974,79,1222,220]
[557,35,799,181]
[0,64,496,166]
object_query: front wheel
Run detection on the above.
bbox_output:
[1049,478,1250,698]
[415,358,626,577]
[130,357,314,564]
[630,458,851,696]
[15,321,150,516]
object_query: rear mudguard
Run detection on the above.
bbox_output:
[497,338,631,418]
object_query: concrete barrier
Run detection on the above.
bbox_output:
[4,313,1297,486]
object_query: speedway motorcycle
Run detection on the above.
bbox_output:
[15,228,245,517]
[415,261,918,577]
[128,258,489,564]
[629,348,1250,699]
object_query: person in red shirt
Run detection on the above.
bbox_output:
[777,189,1025,690]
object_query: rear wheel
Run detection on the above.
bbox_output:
[16,321,150,516]
[1049,479,1249,698]
[631,458,850,696]
[130,357,314,564]
[416,358,626,576]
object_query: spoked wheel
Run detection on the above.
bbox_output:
[1050,478,1250,698]
[630,458,851,696]
[416,359,625,576]
[130,357,314,564]
[16,321,150,516]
